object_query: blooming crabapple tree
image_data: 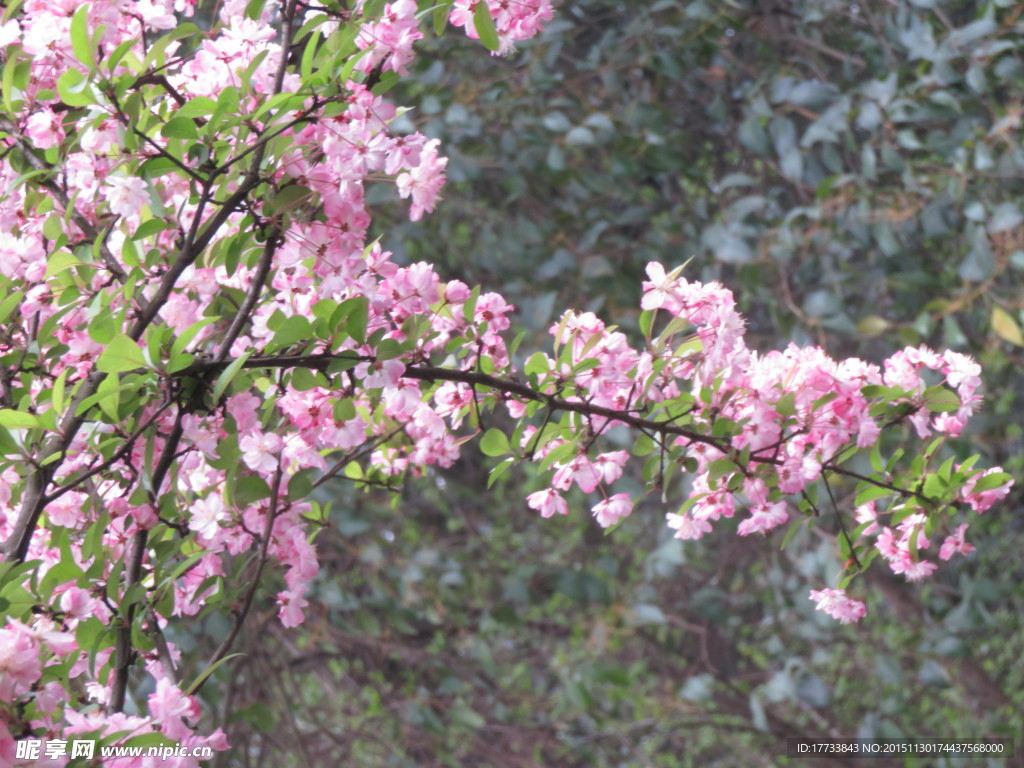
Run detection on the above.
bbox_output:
[0,0,1013,762]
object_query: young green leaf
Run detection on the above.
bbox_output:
[480,428,510,457]
[473,1,500,52]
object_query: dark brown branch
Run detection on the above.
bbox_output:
[110,409,185,712]
[167,352,944,509]
[214,229,282,363]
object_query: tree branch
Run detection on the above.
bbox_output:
[110,408,185,712]
[214,229,282,363]
[167,352,945,509]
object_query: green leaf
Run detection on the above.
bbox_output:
[869,443,883,473]
[57,68,93,107]
[120,733,175,750]
[290,367,326,391]
[185,653,245,696]
[779,517,806,550]
[922,385,960,413]
[157,551,206,596]
[922,473,947,499]
[346,296,369,344]
[95,370,122,421]
[854,484,891,507]
[434,1,453,36]
[775,392,796,416]
[212,352,252,404]
[51,369,68,414]
[88,311,117,344]
[473,0,500,51]
[161,117,198,140]
[480,428,510,457]
[970,472,1012,494]
[0,410,40,429]
[301,29,321,80]
[707,457,735,485]
[991,306,1024,346]
[2,54,26,114]
[487,456,515,488]
[45,250,80,278]
[170,317,219,361]
[638,309,654,340]
[70,4,94,66]
[74,377,141,418]
[524,351,550,376]
[370,70,399,96]
[0,290,24,324]
[234,474,271,506]
[96,334,147,373]
[632,433,655,457]
[244,0,267,21]
[271,315,312,349]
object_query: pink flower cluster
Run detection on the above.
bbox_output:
[355,0,423,75]
[518,263,1011,623]
[450,0,555,54]
[809,588,867,625]
[854,461,1010,584]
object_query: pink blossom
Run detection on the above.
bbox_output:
[0,19,19,47]
[283,436,328,471]
[942,350,981,393]
[102,176,150,218]
[475,293,514,331]
[189,494,227,540]
[149,678,199,722]
[552,455,601,494]
[356,358,405,389]
[593,451,629,485]
[355,0,422,75]
[239,431,282,473]
[855,503,878,536]
[59,587,97,620]
[737,501,788,536]
[149,678,201,741]
[64,334,104,379]
[24,108,64,148]
[527,488,567,518]
[396,138,447,221]
[445,280,471,303]
[277,589,309,628]
[320,415,368,451]
[640,262,678,311]
[0,622,40,700]
[666,511,713,540]
[227,392,262,432]
[591,493,632,528]
[959,467,1013,513]
[875,527,900,560]
[890,556,937,582]
[809,588,866,624]
[939,523,975,561]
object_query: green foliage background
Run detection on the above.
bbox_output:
[186,1,1024,765]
